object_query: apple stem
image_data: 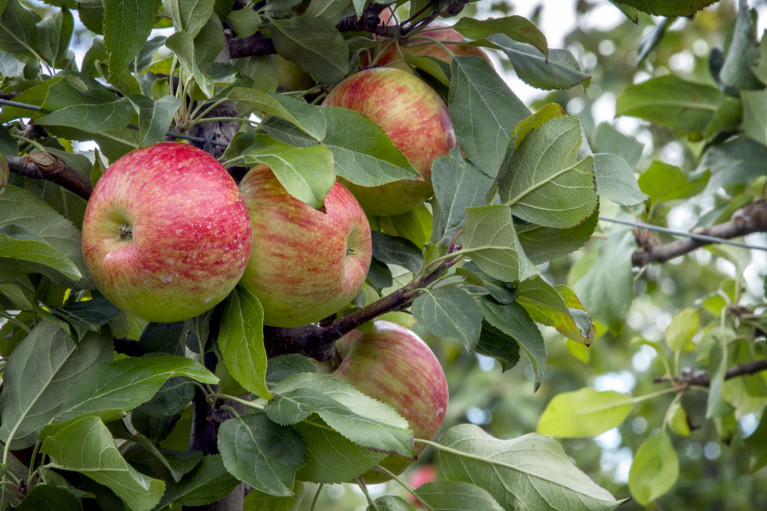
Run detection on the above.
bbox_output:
[118,224,133,241]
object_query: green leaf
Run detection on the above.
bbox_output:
[244,484,304,511]
[226,7,261,37]
[638,161,709,208]
[574,232,635,333]
[667,400,692,437]
[616,75,722,137]
[103,0,162,81]
[52,296,120,333]
[517,205,599,265]
[266,372,414,457]
[369,496,416,511]
[36,79,135,133]
[415,481,504,511]
[13,484,82,511]
[479,299,545,389]
[517,275,593,344]
[741,89,767,145]
[498,115,596,228]
[217,286,270,399]
[449,56,530,176]
[412,286,483,351]
[320,106,420,186]
[0,322,112,449]
[592,122,644,169]
[165,30,214,97]
[53,356,217,424]
[377,204,433,249]
[0,231,81,280]
[294,417,386,483]
[438,424,622,510]
[431,149,494,245]
[697,136,767,193]
[270,16,348,83]
[218,413,306,497]
[608,0,716,16]
[266,354,317,387]
[163,0,214,38]
[453,16,548,58]
[706,331,735,419]
[628,431,679,506]
[128,94,183,147]
[227,88,326,140]
[461,205,535,282]
[156,454,239,508]
[475,319,521,372]
[0,0,41,64]
[371,231,423,275]
[491,36,590,90]
[36,7,74,68]
[230,133,334,209]
[719,0,761,92]
[537,388,633,437]
[40,416,165,511]
[593,153,647,206]
[665,308,700,352]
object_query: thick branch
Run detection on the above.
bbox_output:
[7,151,92,199]
[653,359,767,387]
[632,199,767,266]
[263,257,456,361]
[227,31,275,59]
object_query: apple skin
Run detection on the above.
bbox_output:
[376,24,493,69]
[81,142,253,323]
[238,164,372,327]
[321,67,457,216]
[333,321,449,482]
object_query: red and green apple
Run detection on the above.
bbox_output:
[333,320,449,482]
[238,164,372,327]
[321,67,457,216]
[81,142,253,323]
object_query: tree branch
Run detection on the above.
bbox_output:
[632,199,767,266]
[263,256,458,361]
[6,151,92,199]
[653,359,767,387]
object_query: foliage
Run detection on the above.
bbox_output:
[0,0,765,510]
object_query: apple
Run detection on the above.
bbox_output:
[333,320,449,482]
[375,24,494,69]
[238,164,372,327]
[321,67,457,216]
[81,142,253,323]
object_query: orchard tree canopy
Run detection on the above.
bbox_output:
[0,0,766,510]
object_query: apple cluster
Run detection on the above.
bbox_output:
[81,41,466,478]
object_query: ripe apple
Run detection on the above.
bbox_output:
[375,24,494,69]
[333,321,449,482]
[321,67,457,216]
[81,142,253,323]
[238,164,372,327]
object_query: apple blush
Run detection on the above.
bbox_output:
[81,142,253,323]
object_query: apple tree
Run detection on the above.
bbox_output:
[0,0,765,510]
